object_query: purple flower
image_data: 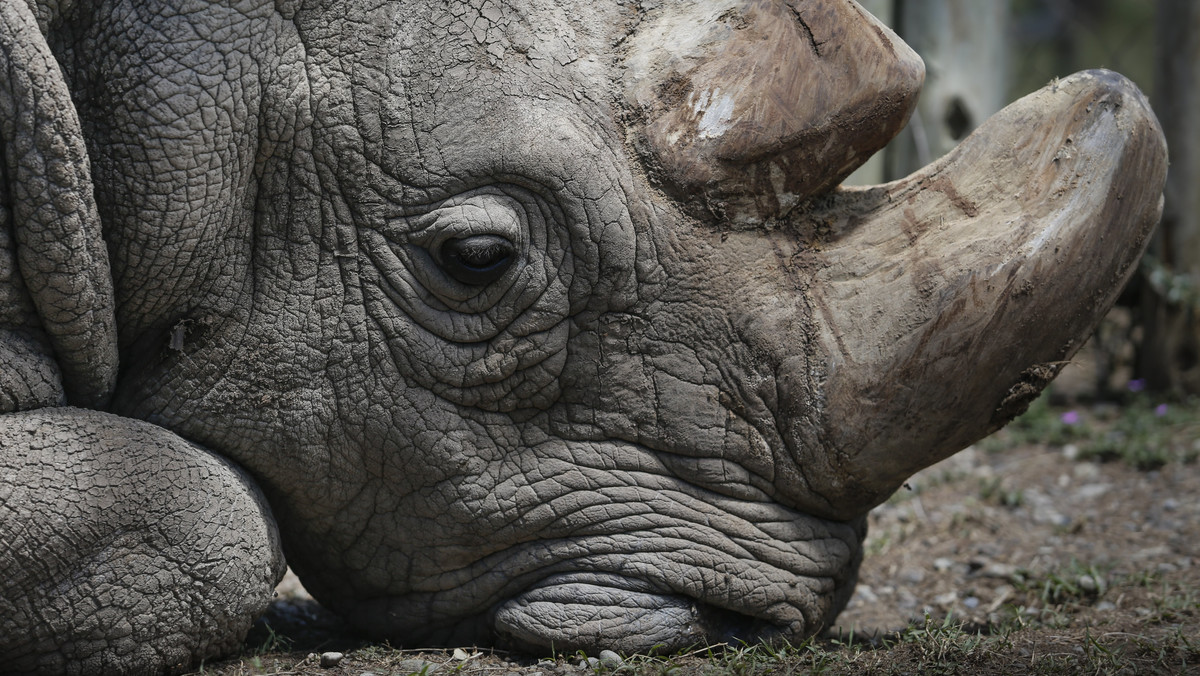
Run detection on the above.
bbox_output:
[1128,379,1146,393]
[1155,403,1169,417]
[1060,410,1080,425]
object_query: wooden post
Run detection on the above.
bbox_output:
[1139,0,1200,392]
[885,0,1011,179]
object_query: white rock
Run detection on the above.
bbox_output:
[396,659,440,675]
[598,650,624,668]
[855,584,879,603]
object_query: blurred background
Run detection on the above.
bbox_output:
[848,0,1199,401]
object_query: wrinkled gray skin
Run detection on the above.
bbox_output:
[0,0,1165,673]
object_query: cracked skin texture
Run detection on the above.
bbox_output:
[0,0,1167,672]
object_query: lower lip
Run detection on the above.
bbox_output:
[492,580,705,653]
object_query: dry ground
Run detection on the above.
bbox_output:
[198,394,1200,675]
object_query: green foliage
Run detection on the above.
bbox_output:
[1143,254,1200,312]
[982,391,1200,470]
[1077,395,1200,469]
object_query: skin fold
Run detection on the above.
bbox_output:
[0,0,1167,672]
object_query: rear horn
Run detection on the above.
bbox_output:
[622,0,924,224]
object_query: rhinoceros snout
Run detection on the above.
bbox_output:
[620,4,1165,523]
[790,69,1167,515]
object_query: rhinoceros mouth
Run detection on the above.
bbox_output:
[492,573,791,654]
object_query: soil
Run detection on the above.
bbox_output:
[831,438,1200,671]
[203,413,1200,675]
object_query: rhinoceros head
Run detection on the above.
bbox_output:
[47,0,1163,653]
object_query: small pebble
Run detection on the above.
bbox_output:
[977,562,1020,580]
[1075,484,1111,500]
[396,659,440,675]
[933,557,955,572]
[1134,545,1172,561]
[1077,574,1100,593]
[579,656,601,669]
[1097,601,1116,611]
[536,660,557,668]
[963,596,980,609]
[855,584,879,603]
[934,591,958,607]
[320,652,344,668]
[598,650,624,668]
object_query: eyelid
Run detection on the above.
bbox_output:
[405,194,526,252]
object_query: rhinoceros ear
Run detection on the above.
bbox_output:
[0,1,117,410]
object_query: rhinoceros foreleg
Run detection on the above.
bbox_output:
[0,408,285,675]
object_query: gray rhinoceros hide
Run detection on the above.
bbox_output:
[0,0,1167,673]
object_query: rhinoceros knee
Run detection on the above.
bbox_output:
[0,408,284,675]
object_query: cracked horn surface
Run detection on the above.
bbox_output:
[623,0,924,223]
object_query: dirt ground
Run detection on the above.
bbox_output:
[202,396,1200,675]
[831,434,1200,672]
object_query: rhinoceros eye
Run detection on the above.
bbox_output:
[436,235,516,286]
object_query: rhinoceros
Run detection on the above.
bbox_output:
[0,0,1166,673]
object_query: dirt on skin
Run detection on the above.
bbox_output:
[202,406,1200,676]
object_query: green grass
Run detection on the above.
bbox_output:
[982,391,1200,470]
[978,475,1025,507]
[1013,559,1109,606]
[1078,396,1200,469]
